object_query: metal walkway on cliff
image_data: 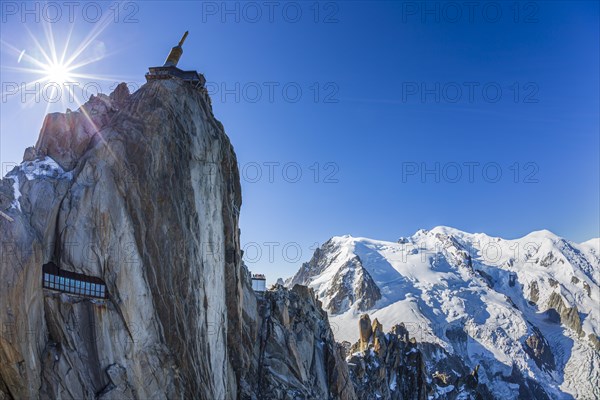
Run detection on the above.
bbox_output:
[42,262,108,299]
[145,31,206,89]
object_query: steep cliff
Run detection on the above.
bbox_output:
[252,284,356,400]
[0,79,246,399]
[0,79,355,400]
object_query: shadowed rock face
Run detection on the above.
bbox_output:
[325,256,382,315]
[524,327,556,371]
[546,292,583,336]
[0,80,245,399]
[288,245,382,315]
[252,285,356,400]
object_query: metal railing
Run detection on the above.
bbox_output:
[42,262,108,299]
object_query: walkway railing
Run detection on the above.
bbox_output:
[42,262,108,299]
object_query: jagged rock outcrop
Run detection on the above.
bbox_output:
[288,242,382,315]
[347,316,427,400]
[529,280,540,304]
[524,327,556,371]
[1,79,245,399]
[324,256,381,314]
[250,284,356,400]
[545,292,583,336]
[34,92,120,171]
[347,316,492,400]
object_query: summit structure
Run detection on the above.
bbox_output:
[145,31,206,88]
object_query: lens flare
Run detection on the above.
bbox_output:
[1,16,125,113]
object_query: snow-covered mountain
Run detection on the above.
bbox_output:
[287,227,600,399]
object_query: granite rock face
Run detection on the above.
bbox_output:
[249,284,356,400]
[0,79,243,399]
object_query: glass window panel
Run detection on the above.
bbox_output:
[91,283,96,292]
[44,273,49,282]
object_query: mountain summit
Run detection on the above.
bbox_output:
[287,227,600,399]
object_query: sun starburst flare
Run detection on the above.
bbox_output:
[1,17,138,167]
[1,16,130,115]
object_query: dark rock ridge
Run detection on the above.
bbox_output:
[287,241,382,315]
[324,256,381,314]
[545,292,584,336]
[250,284,356,399]
[286,239,338,286]
[524,327,556,371]
[346,314,492,400]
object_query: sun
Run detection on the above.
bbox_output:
[1,17,119,112]
[43,61,73,86]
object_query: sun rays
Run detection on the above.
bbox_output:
[1,15,136,166]
[1,14,126,115]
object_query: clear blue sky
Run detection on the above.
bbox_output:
[1,1,598,282]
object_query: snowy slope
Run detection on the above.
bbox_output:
[287,227,600,399]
